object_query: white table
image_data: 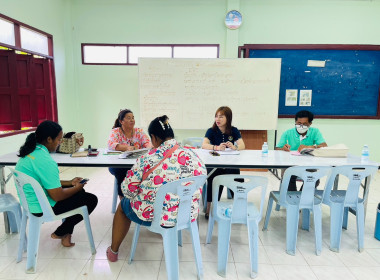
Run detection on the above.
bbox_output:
[1,149,378,232]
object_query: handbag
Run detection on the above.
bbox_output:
[57,132,84,154]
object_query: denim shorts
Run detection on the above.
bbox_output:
[120,197,152,226]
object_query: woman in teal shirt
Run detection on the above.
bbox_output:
[16,121,98,247]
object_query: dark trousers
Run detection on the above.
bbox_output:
[109,167,130,196]
[52,190,98,236]
[34,189,98,236]
[206,168,240,203]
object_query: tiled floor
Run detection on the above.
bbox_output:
[1,167,380,280]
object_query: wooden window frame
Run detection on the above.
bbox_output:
[0,13,57,138]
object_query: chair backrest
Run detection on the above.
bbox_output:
[211,175,268,224]
[280,166,331,208]
[182,137,203,148]
[150,175,207,233]
[322,165,378,207]
[8,168,56,220]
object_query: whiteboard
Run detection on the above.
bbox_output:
[139,58,281,130]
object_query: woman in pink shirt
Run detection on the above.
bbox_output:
[107,109,152,199]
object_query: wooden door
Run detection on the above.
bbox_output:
[0,50,19,131]
[240,130,267,171]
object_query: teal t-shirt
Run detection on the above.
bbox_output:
[15,144,61,213]
[276,127,326,151]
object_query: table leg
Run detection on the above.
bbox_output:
[1,166,10,233]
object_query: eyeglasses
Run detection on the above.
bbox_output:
[295,124,309,128]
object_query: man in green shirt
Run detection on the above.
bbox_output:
[275,110,327,190]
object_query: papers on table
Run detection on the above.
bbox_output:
[217,148,240,155]
[291,144,349,158]
[197,148,240,156]
[104,148,122,155]
[71,151,88,157]
[118,148,149,159]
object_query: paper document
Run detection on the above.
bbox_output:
[104,148,122,155]
[215,148,240,155]
[71,151,88,157]
[119,148,149,159]
[291,144,348,158]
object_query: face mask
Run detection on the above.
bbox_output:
[295,124,309,134]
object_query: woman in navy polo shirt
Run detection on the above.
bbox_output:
[202,106,245,219]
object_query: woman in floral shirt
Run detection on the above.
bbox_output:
[107,109,152,199]
[106,115,206,262]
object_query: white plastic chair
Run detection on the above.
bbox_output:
[317,165,378,252]
[128,175,207,280]
[9,168,96,273]
[205,175,267,279]
[111,178,118,213]
[0,193,22,233]
[263,166,331,256]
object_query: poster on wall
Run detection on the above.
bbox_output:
[299,90,312,106]
[285,89,298,106]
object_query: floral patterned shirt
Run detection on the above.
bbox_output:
[122,139,206,227]
[107,127,151,150]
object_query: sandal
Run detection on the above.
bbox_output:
[106,246,118,262]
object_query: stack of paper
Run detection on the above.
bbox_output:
[119,148,149,159]
[298,144,349,158]
[104,148,122,155]
[311,144,349,158]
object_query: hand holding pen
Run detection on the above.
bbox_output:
[283,140,291,152]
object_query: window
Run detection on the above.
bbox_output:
[81,44,219,65]
[0,13,57,137]
[129,46,172,64]
[20,27,49,56]
[82,45,127,64]
[173,46,218,58]
[0,17,15,46]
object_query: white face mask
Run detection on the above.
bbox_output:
[295,124,309,134]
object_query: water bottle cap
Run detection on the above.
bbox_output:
[264,142,267,145]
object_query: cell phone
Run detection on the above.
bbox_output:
[79,178,89,184]
[88,150,99,157]
[209,151,220,156]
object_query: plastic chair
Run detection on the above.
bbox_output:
[128,175,207,280]
[111,178,118,213]
[8,168,96,273]
[0,193,22,234]
[262,166,331,256]
[205,175,267,278]
[317,165,378,252]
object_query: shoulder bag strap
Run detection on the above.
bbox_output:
[141,144,179,181]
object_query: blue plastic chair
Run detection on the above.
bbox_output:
[111,178,118,213]
[0,193,22,234]
[263,166,331,256]
[205,175,267,278]
[317,165,378,253]
[128,175,207,280]
[9,168,96,273]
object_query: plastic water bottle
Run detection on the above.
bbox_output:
[262,142,268,157]
[221,207,232,218]
[361,144,369,162]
